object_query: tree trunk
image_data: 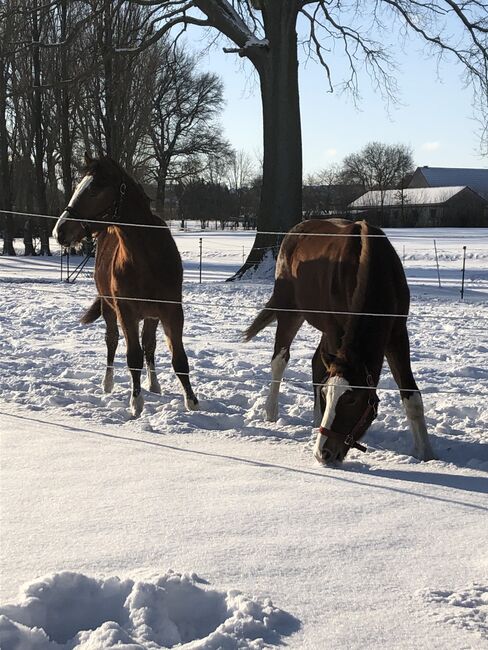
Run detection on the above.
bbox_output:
[156,167,167,215]
[229,5,302,279]
[24,219,36,256]
[59,0,73,203]
[31,1,51,255]
[102,0,116,158]
[0,59,15,255]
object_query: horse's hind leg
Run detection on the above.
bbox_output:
[161,306,198,410]
[118,308,144,417]
[386,321,435,461]
[142,318,161,394]
[265,312,303,422]
[102,303,119,394]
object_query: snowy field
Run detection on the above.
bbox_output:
[1,227,487,649]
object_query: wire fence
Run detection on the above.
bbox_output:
[0,281,487,323]
[1,207,487,403]
[3,208,488,239]
[4,350,486,398]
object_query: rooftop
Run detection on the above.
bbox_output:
[349,186,476,208]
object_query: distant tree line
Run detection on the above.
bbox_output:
[0,1,250,255]
[303,142,415,219]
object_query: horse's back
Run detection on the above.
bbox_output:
[274,218,408,326]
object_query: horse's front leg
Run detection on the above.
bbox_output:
[311,341,328,428]
[119,309,144,417]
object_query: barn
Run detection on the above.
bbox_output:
[349,166,488,226]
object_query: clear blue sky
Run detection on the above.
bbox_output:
[185,17,486,177]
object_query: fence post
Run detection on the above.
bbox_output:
[199,237,202,284]
[460,245,467,300]
[433,239,441,288]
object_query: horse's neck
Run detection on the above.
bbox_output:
[111,199,169,257]
[340,313,388,380]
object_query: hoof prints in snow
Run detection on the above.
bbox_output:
[0,571,299,649]
[420,583,488,640]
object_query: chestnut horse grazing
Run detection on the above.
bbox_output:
[53,154,198,417]
[245,218,434,464]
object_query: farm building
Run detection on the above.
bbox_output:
[408,165,488,199]
[349,185,487,227]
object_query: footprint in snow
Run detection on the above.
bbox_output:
[0,571,299,650]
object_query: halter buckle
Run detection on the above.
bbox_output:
[344,434,354,447]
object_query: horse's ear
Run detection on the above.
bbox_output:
[84,151,93,166]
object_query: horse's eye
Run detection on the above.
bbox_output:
[341,393,355,405]
[91,178,105,191]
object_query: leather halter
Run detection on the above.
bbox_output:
[319,371,379,453]
[63,181,127,237]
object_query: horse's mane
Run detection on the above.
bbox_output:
[84,156,152,207]
[339,220,371,357]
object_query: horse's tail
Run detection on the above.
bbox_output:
[81,297,102,324]
[244,296,277,341]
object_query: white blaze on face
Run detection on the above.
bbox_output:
[313,376,351,456]
[53,175,93,239]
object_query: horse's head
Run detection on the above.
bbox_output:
[53,153,124,247]
[313,359,379,464]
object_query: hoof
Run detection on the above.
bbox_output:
[265,406,278,422]
[185,396,199,411]
[102,369,114,394]
[313,449,326,465]
[146,370,161,394]
[264,396,279,422]
[130,391,144,417]
[416,447,436,462]
[147,381,162,395]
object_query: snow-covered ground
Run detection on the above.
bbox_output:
[1,228,487,649]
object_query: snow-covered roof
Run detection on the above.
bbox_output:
[349,186,472,208]
[411,167,488,196]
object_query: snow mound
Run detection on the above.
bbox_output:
[238,250,276,282]
[0,571,299,650]
[420,583,488,640]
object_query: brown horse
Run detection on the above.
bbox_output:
[53,153,198,417]
[245,218,434,464]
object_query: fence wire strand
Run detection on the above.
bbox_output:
[2,208,488,240]
[8,354,486,398]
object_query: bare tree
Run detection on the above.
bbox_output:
[114,0,488,277]
[0,1,16,255]
[227,149,255,191]
[76,2,157,171]
[342,142,414,190]
[342,142,414,214]
[147,43,230,212]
